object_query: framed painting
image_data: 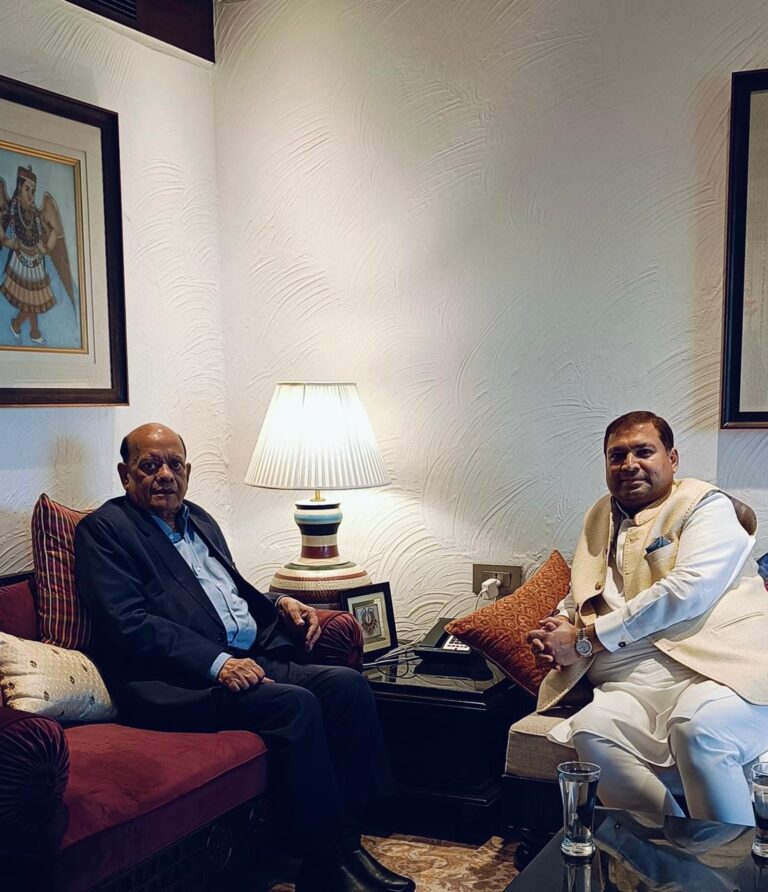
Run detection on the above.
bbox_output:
[722,68,768,427]
[0,74,126,406]
[340,582,398,662]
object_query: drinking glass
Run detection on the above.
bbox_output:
[562,857,592,892]
[753,762,768,858]
[558,761,601,857]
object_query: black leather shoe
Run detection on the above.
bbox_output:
[296,860,389,892]
[343,846,416,892]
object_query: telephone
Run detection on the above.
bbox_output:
[414,617,476,664]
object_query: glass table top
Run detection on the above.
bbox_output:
[363,644,509,695]
[510,808,768,891]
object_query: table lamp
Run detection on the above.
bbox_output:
[245,382,390,600]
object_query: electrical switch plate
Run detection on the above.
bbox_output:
[472,564,523,597]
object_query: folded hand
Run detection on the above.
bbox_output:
[217,657,273,692]
[277,596,322,651]
[526,615,579,671]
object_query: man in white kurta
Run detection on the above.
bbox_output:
[528,411,768,825]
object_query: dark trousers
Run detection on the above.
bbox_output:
[213,657,392,841]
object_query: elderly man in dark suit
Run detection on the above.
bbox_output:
[74,423,414,892]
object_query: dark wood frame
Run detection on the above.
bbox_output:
[0,74,127,407]
[65,0,215,63]
[721,68,768,427]
[341,581,397,661]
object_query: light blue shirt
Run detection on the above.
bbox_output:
[151,506,257,680]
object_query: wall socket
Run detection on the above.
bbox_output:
[472,564,523,597]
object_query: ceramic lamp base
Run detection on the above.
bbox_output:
[268,499,371,608]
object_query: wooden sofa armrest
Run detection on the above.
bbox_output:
[0,706,70,859]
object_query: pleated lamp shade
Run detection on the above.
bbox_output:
[245,383,390,491]
[245,383,390,605]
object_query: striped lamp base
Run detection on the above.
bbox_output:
[268,500,371,609]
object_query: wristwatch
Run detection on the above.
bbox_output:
[575,627,593,658]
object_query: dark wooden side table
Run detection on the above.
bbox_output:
[364,652,530,842]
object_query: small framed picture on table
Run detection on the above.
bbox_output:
[341,582,397,661]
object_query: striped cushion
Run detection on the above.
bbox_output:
[32,495,91,650]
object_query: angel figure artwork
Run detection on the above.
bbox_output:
[0,163,78,348]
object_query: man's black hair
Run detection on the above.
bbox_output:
[603,411,674,454]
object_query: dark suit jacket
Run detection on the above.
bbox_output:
[74,496,293,731]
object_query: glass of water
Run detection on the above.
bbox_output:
[753,762,768,858]
[562,857,592,892]
[558,761,601,857]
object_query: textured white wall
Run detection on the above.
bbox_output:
[215,0,768,638]
[0,0,229,573]
[3,1,768,643]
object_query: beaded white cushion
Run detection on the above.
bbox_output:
[0,632,115,722]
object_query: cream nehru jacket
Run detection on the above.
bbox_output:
[537,478,768,712]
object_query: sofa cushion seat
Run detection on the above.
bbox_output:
[504,709,577,781]
[58,723,268,891]
[503,708,759,799]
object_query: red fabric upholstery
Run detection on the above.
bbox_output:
[0,706,69,858]
[0,578,39,642]
[58,724,268,892]
[314,609,364,670]
[31,495,91,650]
[0,574,360,889]
[0,577,40,707]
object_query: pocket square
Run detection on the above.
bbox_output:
[646,536,672,554]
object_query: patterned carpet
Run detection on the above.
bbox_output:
[269,833,520,891]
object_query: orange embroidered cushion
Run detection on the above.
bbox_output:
[445,550,571,696]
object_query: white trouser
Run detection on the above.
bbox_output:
[572,686,768,825]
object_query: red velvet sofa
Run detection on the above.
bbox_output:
[0,570,363,891]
